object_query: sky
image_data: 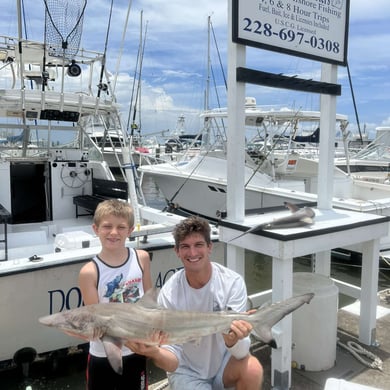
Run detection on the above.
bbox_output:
[1,0,390,139]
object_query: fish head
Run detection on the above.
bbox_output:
[39,305,106,341]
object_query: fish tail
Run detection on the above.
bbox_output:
[249,309,277,348]
[249,293,314,348]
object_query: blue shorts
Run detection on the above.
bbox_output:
[167,351,232,390]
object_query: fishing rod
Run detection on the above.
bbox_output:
[112,0,134,96]
[346,61,363,145]
[131,17,148,136]
[97,0,113,98]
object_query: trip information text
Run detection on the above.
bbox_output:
[234,0,349,65]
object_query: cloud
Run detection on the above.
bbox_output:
[1,0,389,136]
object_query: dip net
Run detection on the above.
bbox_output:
[43,0,87,59]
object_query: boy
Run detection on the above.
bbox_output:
[79,199,152,390]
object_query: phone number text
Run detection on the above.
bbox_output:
[241,18,340,54]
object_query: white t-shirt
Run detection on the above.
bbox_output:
[158,262,250,379]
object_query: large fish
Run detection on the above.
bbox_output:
[39,290,314,374]
[230,202,315,241]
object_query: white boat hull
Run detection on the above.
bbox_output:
[139,155,390,249]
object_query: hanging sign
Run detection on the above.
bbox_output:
[232,0,350,65]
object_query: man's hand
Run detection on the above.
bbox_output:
[223,319,253,348]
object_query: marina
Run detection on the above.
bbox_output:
[1,1,390,390]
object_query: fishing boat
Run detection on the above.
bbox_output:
[0,0,224,371]
[86,117,161,172]
[138,99,390,250]
[335,126,390,184]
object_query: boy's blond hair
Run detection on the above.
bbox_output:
[93,199,134,227]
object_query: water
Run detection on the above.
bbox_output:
[1,176,390,388]
[140,175,167,209]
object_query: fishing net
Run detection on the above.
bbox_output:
[44,0,87,59]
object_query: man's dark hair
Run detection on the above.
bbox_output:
[173,216,211,247]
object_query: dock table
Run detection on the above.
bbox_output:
[219,208,389,389]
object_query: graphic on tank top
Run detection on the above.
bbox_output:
[104,273,123,298]
[104,273,142,303]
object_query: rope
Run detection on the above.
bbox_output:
[337,340,383,371]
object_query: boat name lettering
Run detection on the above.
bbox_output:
[48,287,83,315]
[155,267,184,289]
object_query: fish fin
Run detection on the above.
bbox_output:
[284,202,299,213]
[136,288,161,309]
[268,339,277,349]
[251,325,276,347]
[102,336,124,374]
[250,293,314,346]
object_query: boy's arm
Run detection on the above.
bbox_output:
[78,261,99,305]
[136,249,153,291]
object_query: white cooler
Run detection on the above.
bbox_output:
[292,272,339,371]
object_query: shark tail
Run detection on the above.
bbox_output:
[249,293,314,348]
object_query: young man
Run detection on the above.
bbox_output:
[129,215,263,389]
[79,199,152,390]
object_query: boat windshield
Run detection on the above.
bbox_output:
[0,120,102,160]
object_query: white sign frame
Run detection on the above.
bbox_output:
[232,0,350,66]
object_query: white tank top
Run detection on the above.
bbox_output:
[89,247,144,357]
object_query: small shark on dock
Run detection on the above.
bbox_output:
[230,202,315,241]
[39,289,314,374]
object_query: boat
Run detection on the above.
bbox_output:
[86,117,161,173]
[156,114,203,162]
[0,1,225,371]
[138,99,390,249]
[335,126,390,184]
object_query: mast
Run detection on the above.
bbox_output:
[205,15,211,112]
[16,0,29,156]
